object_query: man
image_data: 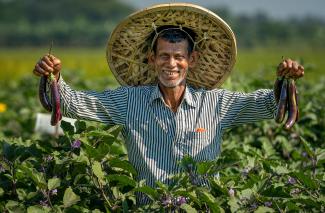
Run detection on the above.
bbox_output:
[33,3,304,204]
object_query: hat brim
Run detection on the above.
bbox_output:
[106,3,237,89]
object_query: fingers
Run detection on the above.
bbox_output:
[285,59,293,69]
[34,62,50,76]
[39,59,54,73]
[33,68,42,77]
[277,61,287,76]
[277,58,304,79]
[33,54,61,77]
[44,55,54,66]
[283,59,293,78]
[292,61,298,70]
[51,57,62,74]
[298,65,304,77]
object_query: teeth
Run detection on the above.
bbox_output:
[164,70,178,75]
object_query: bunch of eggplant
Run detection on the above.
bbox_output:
[274,77,299,130]
[39,73,62,126]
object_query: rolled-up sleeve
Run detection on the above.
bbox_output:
[57,76,128,126]
[218,89,277,130]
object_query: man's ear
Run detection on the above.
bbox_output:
[188,51,198,69]
[148,51,155,66]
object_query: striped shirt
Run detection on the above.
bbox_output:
[58,76,277,200]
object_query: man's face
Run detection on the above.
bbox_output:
[150,38,196,88]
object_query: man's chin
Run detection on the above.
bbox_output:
[159,78,185,88]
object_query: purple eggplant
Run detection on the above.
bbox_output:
[39,75,52,112]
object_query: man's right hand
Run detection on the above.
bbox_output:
[33,54,61,80]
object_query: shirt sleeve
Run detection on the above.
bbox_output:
[218,89,277,130]
[57,75,128,126]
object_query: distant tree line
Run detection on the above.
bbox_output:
[0,0,134,46]
[212,7,325,48]
[0,0,324,48]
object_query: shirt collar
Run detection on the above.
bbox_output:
[149,84,197,108]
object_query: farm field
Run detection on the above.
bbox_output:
[0,47,324,212]
[0,47,324,85]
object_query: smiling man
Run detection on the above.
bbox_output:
[148,27,198,112]
[33,3,304,204]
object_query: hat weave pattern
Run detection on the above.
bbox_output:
[106,3,237,89]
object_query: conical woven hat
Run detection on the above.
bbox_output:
[106,3,237,89]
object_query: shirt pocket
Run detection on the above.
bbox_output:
[186,131,209,140]
[184,131,211,161]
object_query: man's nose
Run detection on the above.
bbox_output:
[168,57,177,67]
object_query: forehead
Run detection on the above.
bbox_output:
[155,38,189,54]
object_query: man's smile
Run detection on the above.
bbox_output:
[162,70,180,77]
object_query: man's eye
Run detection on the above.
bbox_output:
[160,55,169,60]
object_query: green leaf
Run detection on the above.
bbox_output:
[26,192,38,200]
[261,186,291,198]
[48,178,61,190]
[16,188,27,201]
[0,187,4,197]
[18,165,46,189]
[180,155,196,171]
[180,203,197,213]
[300,136,315,158]
[82,142,111,160]
[134,186,159,201]
[27,205,51,213]
[110,142,127,155]
[106,174,136,187]
[254,206,275,213]
[227,198,240,212]
[63,187,80,208]
[209,179,228,196]
[292,196,321,208]
[92,161,106,185]
[75,120,87,134]
[260,137,276,157]
[87,130,114,139]
[109,158,137,175]
[73,174,87,185]
[196,161,214,175]
[5,200,25,213]
[317,150,325,166]
[60,120,75,135]
[2,142,17,161]
[105,125,123,138]
[239,188,254,199]
[271,165,290,175]
[292,172,318,189]
[122,200,129,212]
[285,202,300,211]
[197,189,220,212]
[97,142,112,157]
[155,181,168,191]
[82,143,98,158]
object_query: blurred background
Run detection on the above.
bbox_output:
[0,0,324,83]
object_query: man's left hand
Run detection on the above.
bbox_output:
[277,58,304,79]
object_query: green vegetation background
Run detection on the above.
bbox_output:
[0,0,324,85]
